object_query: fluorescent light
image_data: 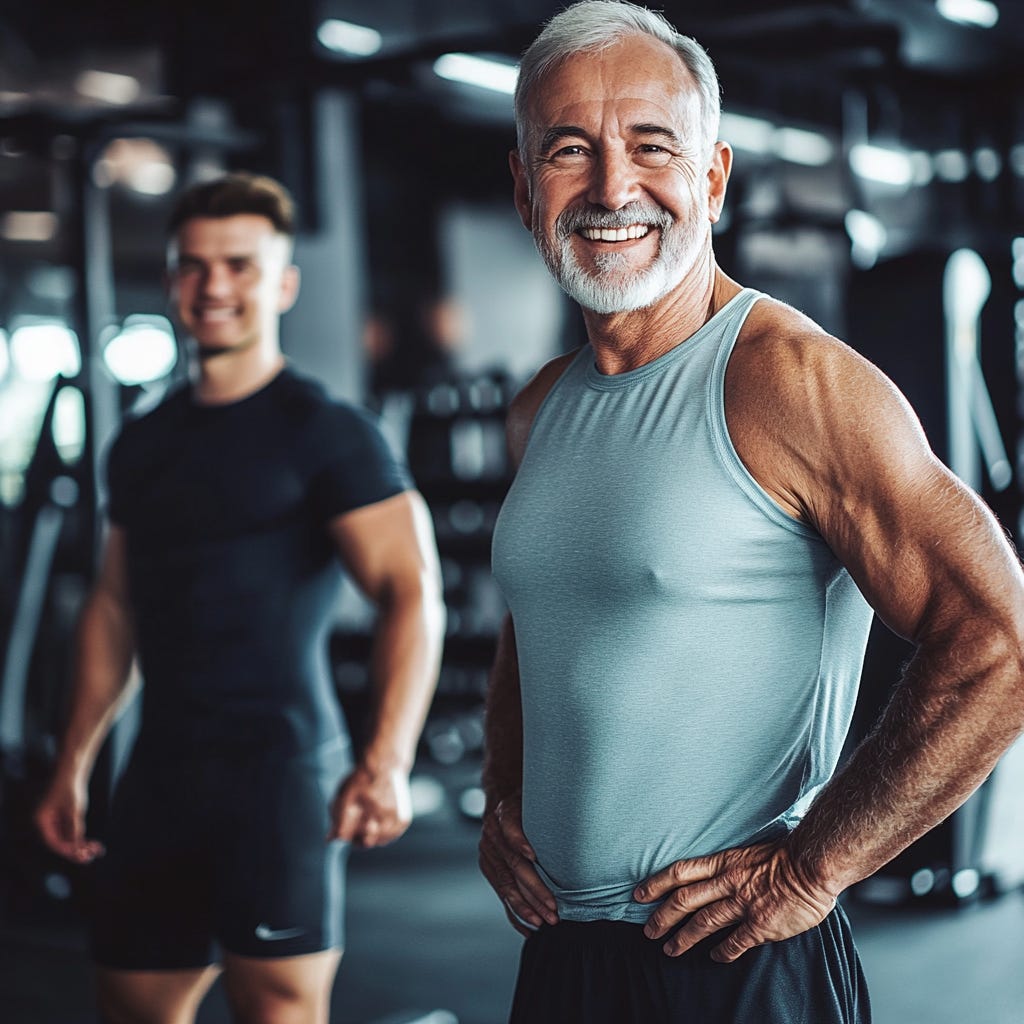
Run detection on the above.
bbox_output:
[721,114,833,166]
[433,53,518,95]
[317,19,382,56]
[94,138,176,196]
[129,162,176,195]
[103,317,178,385]
[74,69,141,105]
[936,0,999,29]
[773,126,834,166]
[52,386,87,464]
[934,149,970,182]
[10,323,81,382]
[0,329,9,383]
[974,147,1001,181]
[1,211,58,242]
[944,249,991,327]
[1011,238,1024,290]
[845,209,887,270]
[911,151,935,186]
[720,112,774,155]
[849,143,915,186]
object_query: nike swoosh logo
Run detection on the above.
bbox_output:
[255,923,306,941]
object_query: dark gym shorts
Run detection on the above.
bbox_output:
[509,905,870,1024]
[91,739,352,970]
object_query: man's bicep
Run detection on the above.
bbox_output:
[808,397,1023,647]
[327,490,439,602]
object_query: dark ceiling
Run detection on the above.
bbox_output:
[0,0,1021,319]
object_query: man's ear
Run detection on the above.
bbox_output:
[278,264,301,313]
[510,150,533,231]
[707,141,732,224]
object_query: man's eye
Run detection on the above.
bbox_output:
[552,145,587,159]
[637,146,673,166]
[228,259,252,273]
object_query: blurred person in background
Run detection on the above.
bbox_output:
[35,171,445,1024]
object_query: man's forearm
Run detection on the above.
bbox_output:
[55,589,137,784]
[482,615,524,812]
[790,630,1024,895]
[361,583,445,773]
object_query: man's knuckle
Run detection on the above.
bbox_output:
[667,888,691,911]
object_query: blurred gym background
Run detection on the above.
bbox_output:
[1,1,1023,1021]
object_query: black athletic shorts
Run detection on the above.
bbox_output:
[91,740,352,969]
[509,906,870,1024]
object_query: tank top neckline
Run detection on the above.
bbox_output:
[583,288,759,392]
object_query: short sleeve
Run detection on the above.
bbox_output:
[308,404,413,521]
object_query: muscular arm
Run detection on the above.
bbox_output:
[637,303,1024,959]
[326,489,445,847]
[779,346,1024,893]
[35,525,138,862]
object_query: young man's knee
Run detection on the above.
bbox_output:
[225,989,322,1024]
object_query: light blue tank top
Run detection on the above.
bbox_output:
[491,288,874,923]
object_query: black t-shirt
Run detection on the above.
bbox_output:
[106,367,411,757]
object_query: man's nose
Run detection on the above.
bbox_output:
[586,148,640,210]
[200,263,232,296]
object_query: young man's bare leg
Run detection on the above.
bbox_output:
[220,949,342,1024]
[96,965,221,1024]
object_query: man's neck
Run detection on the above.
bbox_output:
[191,344,286,406]
[583,258,741,377]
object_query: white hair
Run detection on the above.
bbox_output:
[514,1,722,159]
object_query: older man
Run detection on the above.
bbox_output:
[479,3,1024,1022]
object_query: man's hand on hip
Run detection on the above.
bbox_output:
[479,792,559,936]
[633,839,836,962]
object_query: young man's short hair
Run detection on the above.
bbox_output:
[166,172,296,239]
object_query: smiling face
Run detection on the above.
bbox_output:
[512,34,730,315]
[166,214,299,359]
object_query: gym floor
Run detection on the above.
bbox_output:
[2,758,1023,1024]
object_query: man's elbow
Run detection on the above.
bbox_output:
[377,570,446,628]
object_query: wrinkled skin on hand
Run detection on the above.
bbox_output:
[479,792,559,936]
[634,838,837,962]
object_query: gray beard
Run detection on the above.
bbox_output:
[535,204,691,315]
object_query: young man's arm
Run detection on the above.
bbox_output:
[35,526,138,863]
[636,315,1024,960]
[326,489,445,847]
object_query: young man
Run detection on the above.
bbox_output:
[479,3,1024,1021]
[35,172,445,1023]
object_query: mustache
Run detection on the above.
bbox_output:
[555,202,672,238]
